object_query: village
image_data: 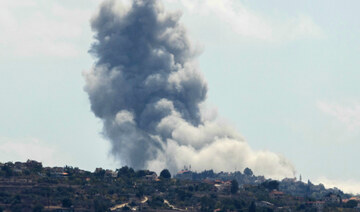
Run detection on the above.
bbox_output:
[0,160,359,211]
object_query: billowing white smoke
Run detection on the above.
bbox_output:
[84,0,295,179]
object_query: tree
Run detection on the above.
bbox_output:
[244,168,253,176]
[248,201,256,212]
[62,198,72,208]
[261,180,279,190]
[200,196,215,211]
[122,206,131,211]
[94,199,108,212]
[160,169,171,179]
[346,200,358,208]
[32,203,44,212]
[2,165,13,178]
[136,186,144,198]
[231,179,239,194]
[136,170,150,177]
[149,196,164,208]
[117,166,135,177]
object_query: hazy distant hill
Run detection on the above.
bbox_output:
[175,168,352,200]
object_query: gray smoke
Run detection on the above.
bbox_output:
[84,0,295,179]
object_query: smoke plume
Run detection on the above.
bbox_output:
[84,0,295,179]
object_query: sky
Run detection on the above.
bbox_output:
[1,0,360,193]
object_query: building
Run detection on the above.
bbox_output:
[324,193,341,204]
[269,190,284,199]
[144,172,158,181]
[306,201,325,211]
[105,169,117,178]
[176,170,192,180]
[214,180,231,193]
[282,177,296,183]
[26,160,42,168]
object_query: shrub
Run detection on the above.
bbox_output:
[160,169,171,179]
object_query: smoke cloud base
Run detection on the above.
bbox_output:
[84,0,295,179]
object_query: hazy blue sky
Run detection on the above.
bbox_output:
[1,0,360,193]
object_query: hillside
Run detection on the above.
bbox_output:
[0,160,359,211]
[175,168,351,200]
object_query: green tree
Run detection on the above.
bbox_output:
[94,199,110,212]
[32,203,44,212]
[10,204,26,212]
[244,167,253,176]
[261,180,279,190]
[346,200,358,208]
[248,201,256,212]
[2,165,13,178]
[11,195,21,205]
[135,170,150,177]
[62,198,72,208]
[231,179,239,194]
[200,196,215,211]
[160,169,171,179]
[117,166,135,177]
[122,206,131,211]
[149,196,164,208]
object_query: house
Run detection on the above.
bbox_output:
[306,201,325,211]
[201,179,219,192]
[14,162,25,169]
[50,167,69,178]
[294,196,304,201]
[53,167,65,173]
[269,190,284,199]
[13,161,28,174]
[105,169,117,178]
[177,170,190,175]
[214,180,231,192]
[203,179,215,185]
[214,179,222,184]
[350,197,360,201]
[52,172,68,177]
[282,177,296,183]
[176,170,192,180]
[95,168,104,173]
[144,172,158,181]
[324,193,341,204]
[343,197,360,204]
[13,168,23,174]
[26,159,42,168]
